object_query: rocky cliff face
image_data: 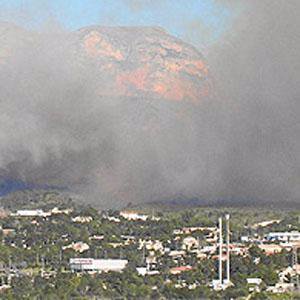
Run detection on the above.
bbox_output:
[0,24,211,103]
[77,26,211,102]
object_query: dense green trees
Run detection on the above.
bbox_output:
[0,195,299,299]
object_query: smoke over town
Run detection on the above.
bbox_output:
[0,0,299,208]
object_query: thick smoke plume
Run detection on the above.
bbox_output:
[0,0,299,208]
[208,0,300,206]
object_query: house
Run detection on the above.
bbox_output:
[241,236,250,243]
[168,250,186,259]
[120,211,148,221]
[258,244,283,255]
[51,207,72,215]
[229,244,249,256]
[1,228,15,236]
[70,258,128,272]
[136,267,160,276]
[146,254,157,270]
[212,254,227,261]
[0,285,11,292]
[252,220,281,229]
[108,242,123,248]
[173,226,216,235]
[63,242,90,253]
[89,235,104,241]
[196,252,207,260]
[11,210,49,217]
[280,241,300,251]
[211,280,230,291]
[182,236,198,251]
[121,235,136,245]
[246,278,263,292]
[266,282,295,294]
[141,240,164,253]
[170,266,193,275]
[200,245,217,255]
[72,216,93,223]
[106,216,121,223]
[266,231,300,242]
[0,209,9,219]
[279,264,300,282]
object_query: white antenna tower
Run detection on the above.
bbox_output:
[225,214,231,283]
[219,217,223,284]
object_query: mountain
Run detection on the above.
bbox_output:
[76,26,211,102]
[0,24,216,207]
[0,24,211,103]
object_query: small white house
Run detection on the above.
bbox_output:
[267,231,300,242]
[120,211,148,221]
[72,216,93,223]
[12,210,49,217]
[136,267,160,276]
[182,236,199,251]
[246,278,263,292]
[63,242,90,253]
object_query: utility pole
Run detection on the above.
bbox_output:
[219,217,223,285]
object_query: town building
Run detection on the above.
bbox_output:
[258,244,283,255]
[120,211,148,221]
[170,266,193,275]
[266,232,300,242]
[11,210,49,217]
[72,216,93,223]
[69,258,128,272]
[246,278,263,292]
[63,242,90,253]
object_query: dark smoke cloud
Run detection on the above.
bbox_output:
[0,0,299,208]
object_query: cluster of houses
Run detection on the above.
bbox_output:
[10,207,72,218]
[0,207,300,295]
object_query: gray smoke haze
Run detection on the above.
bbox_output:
[208,0,300,205]
[0,0,299,208]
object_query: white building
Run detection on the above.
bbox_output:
[182,236,199,251]
[139,239,164,253]
[120,211,148,221]
[266,231,300,242]
[72,216,93,223]
[266,282,295,294]
[252,220,281,229]
[246,278,263,292]
[63,242,90,253]
[51,207,72,215]
[136,267,160,276]
[70,258,128,272]
[12,210,49,217]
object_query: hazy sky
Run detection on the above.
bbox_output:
[0,0,237,48]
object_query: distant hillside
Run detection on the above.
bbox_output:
[0,189,82,211]
[131,197,300,212]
